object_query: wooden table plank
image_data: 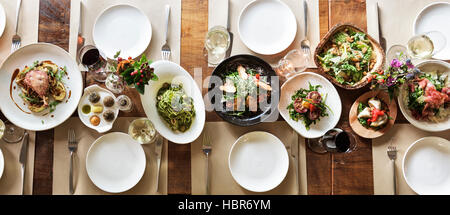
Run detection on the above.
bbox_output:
[33,0,71,195]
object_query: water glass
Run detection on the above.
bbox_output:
[275,49,309,81]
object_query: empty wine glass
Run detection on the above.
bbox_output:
[78,45,108,82]
[386,44,409,65]
[2,120,25,143]
[407,31,447,59]
[275,49,309,81]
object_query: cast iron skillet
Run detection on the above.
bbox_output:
[208,55,279,126]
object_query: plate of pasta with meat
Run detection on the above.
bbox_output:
[0,43,83,131]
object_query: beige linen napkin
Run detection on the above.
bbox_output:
[366,0,450,52]
[69,0,181,64]
[208,0,320,67]
[372,124,450,195]
[0,132,36,195]
[191,121,307,195]
[53,117,167,195]
[0,0,39,64]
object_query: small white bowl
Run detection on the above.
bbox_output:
[77,85,119,133]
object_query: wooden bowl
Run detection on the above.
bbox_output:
[349,90,397,139]
[314,23,385,90]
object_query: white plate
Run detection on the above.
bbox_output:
[0,43,83,131]
[238,0,297,55]
[0,148,4,180]
[229,131,289,192]
[86,132,146,193]
[0,3,6,37]
[140,61,205,144]
[77,85,119,133]
[403,136,450,195]
[93,4,152,59]
[278,72,342,139]
[398,60,450,132]
[414,2,450,60]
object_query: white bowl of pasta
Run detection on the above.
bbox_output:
[0,43,83,131]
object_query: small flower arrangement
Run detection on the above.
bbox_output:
[111,51,158,94]
[369,54,421,99]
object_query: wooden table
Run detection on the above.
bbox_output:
[31,0,406,195]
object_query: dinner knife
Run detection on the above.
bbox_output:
[19,132,29,195]
[225,0,233,58]
[154,135,164,192]
[376,3,387,51]
[291,130,300,194]
[76,1,85,56]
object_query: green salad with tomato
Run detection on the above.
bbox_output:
[287,83,330,130]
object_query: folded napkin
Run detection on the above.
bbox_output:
[372,124,450,195]
[0,0,39,64]
[0,131,36,195]
[53,117,167,195]
[69,0,181,64]
[191,121,307,195]
[208,0,320,67]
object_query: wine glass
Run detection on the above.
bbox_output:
[407,31,447,59]
[307,128,357,164]
[275,49,309,82]
[128,118,157,144]
[78,45,108,82]
[386,44,409,65]
[2,120,25,143]
[205,25,231,65]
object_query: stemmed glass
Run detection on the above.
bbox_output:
[78,45,108,82]
[275,49,310,82]
[307,128,357,164]
[205,25,231,65]
[128,118,157,144]
[407,31,447,59]
[0,120,25,143]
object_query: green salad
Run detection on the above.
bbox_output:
[317,28,376,85]
[287,83,330,130]
[156,82,195,132]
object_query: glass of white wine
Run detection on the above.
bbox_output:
[205,26,231,65]
[407,31,447,59]
[128,118,157,144]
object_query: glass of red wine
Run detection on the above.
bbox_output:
[78,45,108,82]
[307,128,357,163]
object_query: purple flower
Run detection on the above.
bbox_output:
[405,59,414,69]
[386,76,397,87]
[390,59,403,68]
[405,72,415,80]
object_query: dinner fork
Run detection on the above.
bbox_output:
[11,0,22,53]
[300,0,310,56]
[202,131,212,195]
[387,145,397,195]
[68,128,77,195]
[161,5,171,61]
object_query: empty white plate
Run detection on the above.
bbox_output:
[0,148,4,180]
[278,72,342,139]
[414,2,450,60]
[403,137,450,195]
[93,4,152,59]
[0,2,5,37]
[228,131,289,192]
[238,0,297,55]
[86,132,146,193]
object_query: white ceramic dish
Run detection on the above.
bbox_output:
[403,136,450,195]
[0,43,83,131]
[398,60,450,132]
[77,85,119,133]
[278,72,342,139]
[414,2,450,60]
[0,148,4,180]
[86,132,146,193]
[228,131,289,192]
[140,61,205,144]
[93,4,152,59]
[238,0,297,55]
[0,3,6,37]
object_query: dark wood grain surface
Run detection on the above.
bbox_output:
[30,0,399,195]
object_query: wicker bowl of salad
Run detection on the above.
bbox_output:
[314,23,385,90]
[208,55,278,126]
